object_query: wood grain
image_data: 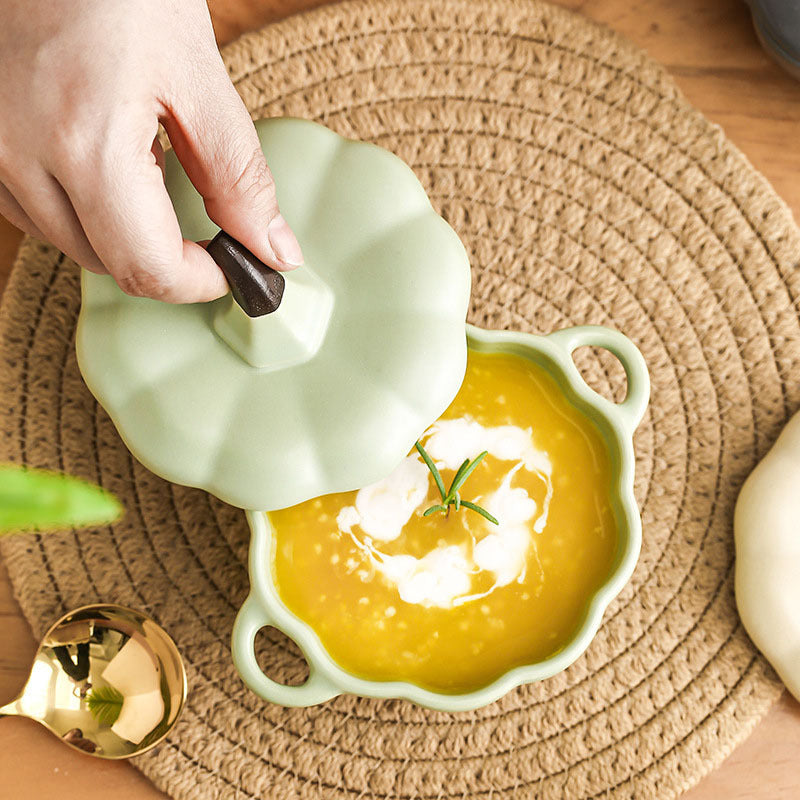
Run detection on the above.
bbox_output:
[1,1,798,798]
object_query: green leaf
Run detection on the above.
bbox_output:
[415,441,446,501]
[422,504,447,517]
[444,458,470,503]
[86,684,124,726]
[460,500,499,525]
[446,451,488,502]
[0,464,123,534]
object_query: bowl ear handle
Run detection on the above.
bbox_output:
[232,594,340,707]
[546,326,650,434]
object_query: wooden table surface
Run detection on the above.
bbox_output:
[1,1,799,798]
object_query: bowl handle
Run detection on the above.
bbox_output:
[546,326,650,434]
[232,594,340,707]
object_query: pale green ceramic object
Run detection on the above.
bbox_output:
[232,323,650,710]
[76,118,471,511]
[75,116,650,710]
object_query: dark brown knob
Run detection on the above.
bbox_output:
[206,231,285,317]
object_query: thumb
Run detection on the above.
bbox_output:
[163,63,303,271]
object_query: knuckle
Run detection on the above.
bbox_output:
[114,268,175,301]
[51,116,96,177]
[51,141,95,185]
[52,108,147,181]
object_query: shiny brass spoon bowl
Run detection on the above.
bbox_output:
[0,604,186,758]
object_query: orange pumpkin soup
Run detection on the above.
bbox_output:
[268,351,618,693]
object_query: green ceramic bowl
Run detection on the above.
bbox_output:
[232,322,649,710]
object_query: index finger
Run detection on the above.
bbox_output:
[57,127,228,303]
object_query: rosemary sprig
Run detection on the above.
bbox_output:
[415,440,446,501]
[460,500,500,524]
[415,441,499,525]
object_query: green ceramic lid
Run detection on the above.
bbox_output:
[76,118,471,510]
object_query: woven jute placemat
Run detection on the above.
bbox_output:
[2,0,800,797]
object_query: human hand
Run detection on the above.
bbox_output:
[0,0,303,303]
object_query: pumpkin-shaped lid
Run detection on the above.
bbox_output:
[76,118,471,510]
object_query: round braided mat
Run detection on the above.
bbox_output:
[2,0,800,797]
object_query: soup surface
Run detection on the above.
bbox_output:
[269,351,618,693]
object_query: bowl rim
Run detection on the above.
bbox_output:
[232,322,649,710]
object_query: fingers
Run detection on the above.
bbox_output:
[162,59,303,272]
[56,128,228,303]
[0,180,46,241]
[12,169,107,273]
[0,173,108,274]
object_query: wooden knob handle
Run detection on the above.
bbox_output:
[206,231,285,317]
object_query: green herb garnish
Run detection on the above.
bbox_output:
[86,684,124,726]
[415,441,499,525]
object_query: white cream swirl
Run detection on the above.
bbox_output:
[335,418,553,608]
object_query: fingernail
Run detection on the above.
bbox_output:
[267,215,304,267]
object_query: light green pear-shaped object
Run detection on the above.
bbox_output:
[76,119,471,510]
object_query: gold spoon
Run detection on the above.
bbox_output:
[0,603,187,758]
